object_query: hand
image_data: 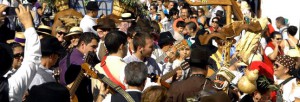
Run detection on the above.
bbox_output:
[15,4,33,29]
[0,4,8,26]
[42,3,47,9]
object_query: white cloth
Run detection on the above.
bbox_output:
[151,48,172,75]
[91,56,126,97]
[96,40,104,60]
[3,69,17,78]
[28,65,55,89]
[276,78,298,102]
[173,31,184,44]
[265,47,274,56]
[80,15,97,35]
[8,27,41,102]
[124,54,161,75]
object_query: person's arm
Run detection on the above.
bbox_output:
[37,3,47,16]
[0,4,8,27]
[8,5,41,102]
[267,43,279,60]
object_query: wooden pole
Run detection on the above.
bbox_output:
[226,5,231,25]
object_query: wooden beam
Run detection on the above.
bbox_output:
[185,0,232,6]
[226,5,231,24]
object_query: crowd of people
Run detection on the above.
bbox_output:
[1,0,300,102]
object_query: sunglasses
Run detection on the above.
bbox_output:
[273,63,280,69]
[212,21,219,23]
[275,38,282,40]
[14,53,24,58]
[57,31,67,35]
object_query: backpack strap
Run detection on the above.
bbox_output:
[279,77,295,86]
[0,77,9,102]
[286,39,292,49]
[100,56,126,90]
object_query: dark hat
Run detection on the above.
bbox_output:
[37,25,52,36]
[86,1,99,11]
[93,17,117,31]
[158,31,176,46]
[215,10,224,17]
[189,45,217,69]
[40,36,65,56]
[26,82,70,102]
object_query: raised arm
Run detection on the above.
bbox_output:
[8,5,41,102]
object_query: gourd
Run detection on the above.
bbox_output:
[237,69,258,93]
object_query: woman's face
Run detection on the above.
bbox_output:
[271,34,282,45]
[211,18,219,28]
[56,29,67,42]
[179,46,190,59]
[12,46,24,69]
[70,35,81,47]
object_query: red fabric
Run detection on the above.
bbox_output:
[100,56,126,90]
[248,61,274,80]
[271,91,276,102]
[263,42,283,70]
[268,24,275,36]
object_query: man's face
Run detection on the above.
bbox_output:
[150,6,156,14]
[92,10,99,18]
[184,26,193,35]
[273,62,288,79]
[179,46,190,58]
[172,14,178,20]
[70,34,81,47]
[12,46,24,69]
[50,54,59,67]
[168,2,174,9]
[180,9,189,19]
[141,38,154,57]
[83,39,98,54]
[177,27,184,34]
[119,22,131,33]
[275,20,281,29]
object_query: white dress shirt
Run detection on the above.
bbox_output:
[80,15,97,35]
[8,27,41,102]
[28,65,55,89]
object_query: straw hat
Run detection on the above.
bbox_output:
[119,13,135,22]
[64,27,83,41]
[7,32,26,46]
[37,25,52,36]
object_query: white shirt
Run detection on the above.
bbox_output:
[276,78,298,102]
[80,15,97,35]
[96,40,104,60]
[265,47,274,56]
[8,27,41,102]
[28,65,55,89]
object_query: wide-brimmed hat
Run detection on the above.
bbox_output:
[158,31,176,46]
[64,27,83,41]
[86,1,99,11]
[37,25,52,36]
[93,17,117,31]
[189,45,218,69]
[7,32,26,46]
[41,36,65,56]
[119,13,135,22]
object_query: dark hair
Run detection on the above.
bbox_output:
[142,86,168,102]
[133,33,153,52]
[77,32,99,47]
[125,62,148,86]
[267,17,272,24]
[150,21,161,34]
[150,4,158,12]
[104,31,127,54]
[181,3,192,15]
[198,8,205,14]
[176,21,186,28]
[212,17,220,25]
[186,22,197,32]
[267,31,281,43]
[0,43,13,76]
[27,0,37,3]
[9,42,23,50]
[169,7,179,17]
[287,26,298,36]
[276,16,286,25]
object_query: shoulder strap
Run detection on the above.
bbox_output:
[286,39,292,49]
[279,77,295,86]
[100,56,126,90]
[66,49,73,69]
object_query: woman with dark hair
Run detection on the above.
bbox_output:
[197,8,207,27]
[263,31,284,68]
[281,26,299,57]
[142,86,168,102]
[4,42,24,78]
